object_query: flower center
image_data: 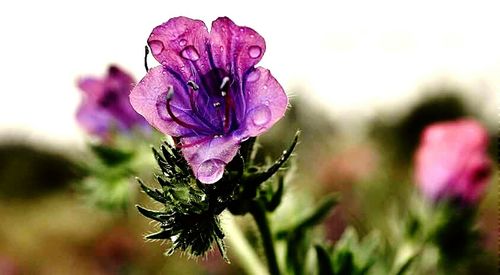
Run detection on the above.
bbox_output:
[165,70,240,138]
[98,89,119,108]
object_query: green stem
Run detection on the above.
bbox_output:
[223,213,268,275]
[250,200,281,275]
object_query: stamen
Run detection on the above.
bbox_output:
[186,81,200,118]
[144,45,150,72]
[219,76,234,133]
[185,80,220,132]
[165,86,205,131]
[223,95,232,132]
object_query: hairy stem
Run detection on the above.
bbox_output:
[223,213,268,275]
[250,200,281,275]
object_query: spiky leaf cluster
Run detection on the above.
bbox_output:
[137,132,300,260]
[137,142,229,259]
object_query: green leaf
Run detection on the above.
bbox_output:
[239,137,257,164]
[146,230,173,240]
[265,175,284,212]
[136,205,169,222]
[138,178,166,204]
[277,194,339,238]
[90,144,133,166]
[315,245,334,275]
[242,131,300,192]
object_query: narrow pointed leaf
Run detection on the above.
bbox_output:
[315,245,334,275]
[136,205,169,222]
[277,194,339,238]
[266,175,284,212]
[296,195,338,231]
[146,230,173,240]
[239,137,256,163]
[138,178,167,204]
[244,131,300,187]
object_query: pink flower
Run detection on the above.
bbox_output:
[76,65,148,140]
[414,119,491,204]
[130,17,288,183]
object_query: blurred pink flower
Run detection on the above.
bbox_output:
[414,119,491,204]
[76,65,148,141]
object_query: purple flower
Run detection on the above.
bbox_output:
[77,65,148,140]
[130,17,288,184]
[414,119,491,204]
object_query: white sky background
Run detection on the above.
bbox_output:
[0,0,499,146]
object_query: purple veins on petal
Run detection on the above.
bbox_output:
[130,17,288,183]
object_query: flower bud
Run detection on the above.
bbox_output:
[414,119,491,204]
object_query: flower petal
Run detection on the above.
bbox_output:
[235,67,288,139]
[76,101,113,138]
[210,17,266,78]
[148,16,211,80]
[130,66,208,137]
[77,78,103,100]
[180,135,241,184]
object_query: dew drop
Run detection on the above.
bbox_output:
[248,46,262,58]
[246,69,261,82]
[250,105,272,127]
[180,46,200,61]
[197,159,225,184]
[179,39,187,46]
[149,40,164,55]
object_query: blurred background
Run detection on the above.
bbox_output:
[0,0,498,274]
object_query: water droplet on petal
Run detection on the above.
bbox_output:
[179,39,187,46]
[149,40,164,55]
[246,69,261,82]
[248,46,262,58]
[180,46,200,61]
[250,105,272,127]
[197,159,225,184]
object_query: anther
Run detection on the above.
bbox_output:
[166,85,174,100]
[187,80,199,91]
[220,76,231,90]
